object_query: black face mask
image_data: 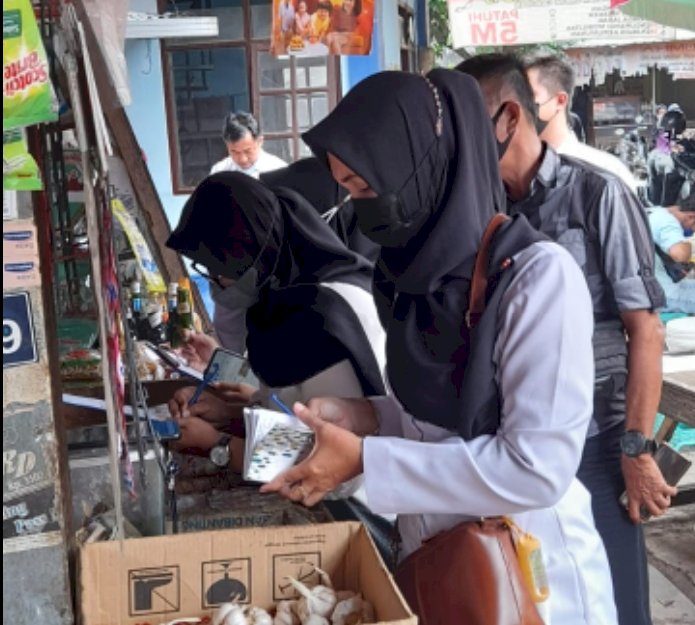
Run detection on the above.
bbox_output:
[352,192,429,248]
[491,102,514,160]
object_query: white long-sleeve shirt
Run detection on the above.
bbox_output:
[363,241,617,625]
[210,149,287,179]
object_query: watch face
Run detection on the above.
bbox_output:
[210,444,230,467]
[621,431,647,456]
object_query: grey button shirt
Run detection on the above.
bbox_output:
[508,146,664,320]
[508,146,665,436]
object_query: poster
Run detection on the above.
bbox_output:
[271,0,374,57]
[446,0,695,49]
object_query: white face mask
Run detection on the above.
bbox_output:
[211,267,260,310]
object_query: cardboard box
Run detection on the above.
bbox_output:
[79,521,416,625]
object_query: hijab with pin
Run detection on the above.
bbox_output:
[261,157,380,263]
[303,69,545,438]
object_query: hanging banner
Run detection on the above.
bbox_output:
[447,0,695,49]
[271,0,374,57]
[568,40,695,86]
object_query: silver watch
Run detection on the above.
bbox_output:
[209,435,231,467]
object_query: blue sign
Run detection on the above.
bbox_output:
[3,292,38,368]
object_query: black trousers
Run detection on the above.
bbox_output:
[578,421,652,625]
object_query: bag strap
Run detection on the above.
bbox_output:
[466,214,511,329]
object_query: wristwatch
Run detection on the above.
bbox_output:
[620,430,657,457]
[209,435,231,467]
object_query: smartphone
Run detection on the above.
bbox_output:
[149,419,181,441]
[620,442,692,519]
[207,347,258,386]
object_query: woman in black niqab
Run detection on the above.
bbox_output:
[303,69,543,438]
[166,171,384,397]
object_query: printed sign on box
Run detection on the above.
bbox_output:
[3,291,38,368]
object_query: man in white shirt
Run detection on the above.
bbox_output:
[526,55,638,194]
[210,111,287,179]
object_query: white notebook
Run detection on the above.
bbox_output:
[242,406,314,484]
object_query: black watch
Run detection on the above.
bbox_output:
[209,435,231,467]
[620,430,657,457]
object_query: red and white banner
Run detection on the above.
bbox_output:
[446,0,694,48]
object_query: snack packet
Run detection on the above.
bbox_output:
[3,128,42,190]
[3,0,58,129]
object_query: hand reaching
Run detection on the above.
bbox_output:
[175,330,218,372]
[303,397,378,435]
[168,385,236,427]
[171,415,221,452]
[260,402,364,507]
[212,382,257,405]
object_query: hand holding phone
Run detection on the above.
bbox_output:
[149,419,181,442]
[207,348,258,387]
[620,442,692,520]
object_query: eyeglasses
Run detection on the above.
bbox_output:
[191,262,225,289]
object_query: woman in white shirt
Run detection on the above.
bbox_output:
[262,69,618,625]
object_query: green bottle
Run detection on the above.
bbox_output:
[171,278,194,348]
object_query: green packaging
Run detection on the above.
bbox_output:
[3,0,58,129]
[3,128,42,190]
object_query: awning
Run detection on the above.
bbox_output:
[617,0,695,32]
[567,40,695,86]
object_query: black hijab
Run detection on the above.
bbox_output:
[261,157,380,263]
[166,172,384,395]
[303,69,543,438]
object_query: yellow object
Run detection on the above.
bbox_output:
[505,517,550,603]
[112,198,166,293]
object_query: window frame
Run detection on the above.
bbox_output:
[160,0,340,194]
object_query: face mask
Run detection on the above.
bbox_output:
[211,267,260,310]
[352,192,428,248]
[491,103,514,160]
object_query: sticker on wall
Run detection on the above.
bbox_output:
[271,0,374,57]
[3,258,40,288]
[3,219,38,256]
[3,485,60,540]
[3,403,53,502]
[3,291,38,368]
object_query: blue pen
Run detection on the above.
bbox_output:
[188,362,220,407]
[270,393,295,416]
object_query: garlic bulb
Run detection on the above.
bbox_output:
[334,591,356,603]
[274,601,299,625]
[286,576,337,621]
[303,615,330,625]
[247,606,273,625]
[213,603,248,625]
[330,594,375,625]
[360,600,375,623]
